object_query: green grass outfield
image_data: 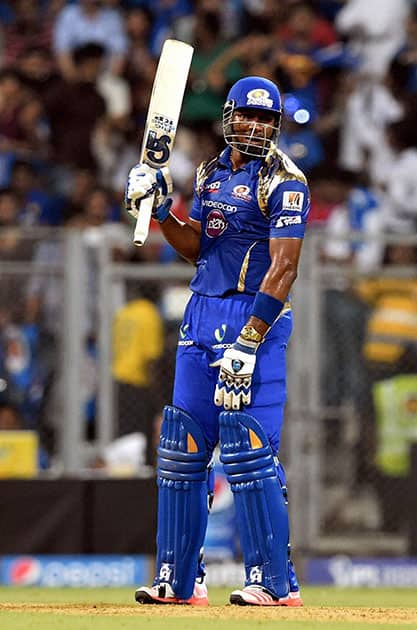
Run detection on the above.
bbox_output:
[1,586,417,630]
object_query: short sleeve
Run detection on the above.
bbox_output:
[268,179,310,239]
[189,176,202,222]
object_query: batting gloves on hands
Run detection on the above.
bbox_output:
[125,163,173,223]
[211,342,257,411]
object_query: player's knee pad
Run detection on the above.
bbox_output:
[219,411,289,597]
[156,405,209,599]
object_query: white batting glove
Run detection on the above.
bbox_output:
[211,345,257,410]
[125,163,172,219]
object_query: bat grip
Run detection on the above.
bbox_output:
[133,193,155,246]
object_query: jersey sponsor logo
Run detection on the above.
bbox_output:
[179,323,189,339]
[204,180,221,193]
[203,199,237,213]
[276,215,302,228]
[282,191,304,212]
[206,209,228,237]
[246,89,273,108]
[232,184,252,202]
[178,340,194,346]
[214,324,227,342]
[212,343,233,350]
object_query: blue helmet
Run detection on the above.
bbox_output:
[223,76,282,157]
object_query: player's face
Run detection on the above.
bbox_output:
[232,108,277,156]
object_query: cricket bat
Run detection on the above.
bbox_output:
[133,39,194,245]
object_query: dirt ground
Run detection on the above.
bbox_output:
[1,603,417,624]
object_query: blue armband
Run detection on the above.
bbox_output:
[250,291,284,326]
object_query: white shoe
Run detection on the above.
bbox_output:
[135,580,209,606]
[230,585,302,607]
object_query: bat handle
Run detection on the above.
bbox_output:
[133,193,155,246]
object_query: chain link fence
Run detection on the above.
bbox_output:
[0,228,88,472]
[288,231,417,555]
[2,227,416,555]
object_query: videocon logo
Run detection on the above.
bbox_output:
[215,324,227,342]
[179,324,189,339]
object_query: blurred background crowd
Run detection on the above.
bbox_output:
[0,0,417,494]
[0,0,416,237]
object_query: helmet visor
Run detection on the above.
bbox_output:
[223,104,281,158]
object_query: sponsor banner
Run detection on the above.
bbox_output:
[0,555,148,587]
[306,556,417,587]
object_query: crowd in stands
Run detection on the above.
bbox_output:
[0,0,417,479]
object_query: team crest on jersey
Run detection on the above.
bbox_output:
[204,180,221,193]
[206,209,228,238]
[282,191,304,212]
[232,184,252,202]
[246,89,273,108]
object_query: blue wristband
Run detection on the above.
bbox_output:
[250,291,284,326]
[152,197,172,223]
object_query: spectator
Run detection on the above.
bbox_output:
[146,0,192,57]
[112,289,164,464]
[182,11,243,124]
[0,69,42,185]
[320,169,377,408]
[1,0,53,68]
[0,187,35,324]
[15,46,60,101]
[0,322,51,436]
[388,5,417,116]
[336,0,409,79]
[380,118,417,234]
[43,43,107,188]
[354,241,417,531]
[59,167,96,223]
[9,159,61,226]
[124,7,156,127]
[53,0,129,80]
[338,75,404,184]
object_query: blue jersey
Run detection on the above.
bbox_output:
[189,146,310,297]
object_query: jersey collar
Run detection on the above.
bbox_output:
[218,146,263,174]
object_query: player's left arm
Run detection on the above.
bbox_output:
[246,237,303,336]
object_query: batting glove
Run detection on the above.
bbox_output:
[211,342,257,411]
[125,163,173,222]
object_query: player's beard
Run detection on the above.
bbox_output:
[234,122,271,157]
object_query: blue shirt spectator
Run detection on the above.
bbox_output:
[53,0,128,78]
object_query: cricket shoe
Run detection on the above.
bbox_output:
[289,589,303,606]
[135,581,209,606]
[230,585,303,607]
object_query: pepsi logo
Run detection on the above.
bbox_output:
[10,557,41,585]
[206,209,227,238]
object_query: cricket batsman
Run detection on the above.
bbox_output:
[125,76,310,606]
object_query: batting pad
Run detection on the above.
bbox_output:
[155,405,209,599]
[219,411,290,598]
